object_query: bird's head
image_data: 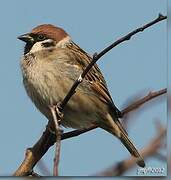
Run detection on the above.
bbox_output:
[18,24,71,54]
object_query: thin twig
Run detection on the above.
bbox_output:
[61,125,98,140]
[50,107,61,176]
[121,90,166,130]
[121,88,167,116]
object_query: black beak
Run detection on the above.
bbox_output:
[17,33,34,43]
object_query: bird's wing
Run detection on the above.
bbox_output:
[66,42,121,118]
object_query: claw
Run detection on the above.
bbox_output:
[55,102,64,122]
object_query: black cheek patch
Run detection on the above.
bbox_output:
[42,41,56,48]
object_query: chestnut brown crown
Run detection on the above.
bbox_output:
[31,24,69,42]
[18,24,70,54]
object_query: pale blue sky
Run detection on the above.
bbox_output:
[0,0,167,176]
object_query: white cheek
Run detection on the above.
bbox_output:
[29,41,44,53]
[29,39,55,53]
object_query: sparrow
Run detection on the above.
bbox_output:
[18,24,145,167]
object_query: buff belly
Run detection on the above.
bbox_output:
[23,79,100,129]
[22,66,103,129]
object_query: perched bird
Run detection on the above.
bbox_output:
[18,24,145,167]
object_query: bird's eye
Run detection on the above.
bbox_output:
[37,34,46,41]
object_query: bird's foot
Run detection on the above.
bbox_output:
[54,102,64,123]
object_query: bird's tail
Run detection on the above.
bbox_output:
[106,115,145,167]
[115,120,145,167]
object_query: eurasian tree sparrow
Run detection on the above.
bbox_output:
[18,24,145,167]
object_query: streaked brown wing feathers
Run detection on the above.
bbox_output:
[66,42,114,106]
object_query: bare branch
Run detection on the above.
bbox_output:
[61,88,167,140]
[13,125,54,176]
[49,106,62,176]
[121,88,167,116]
[96,122,166,176]
[62,125,98,140]
[121,90,166,130]
[13,88,166,176]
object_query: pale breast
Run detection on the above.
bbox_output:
[20,49,106,129]
[20,51,65,120]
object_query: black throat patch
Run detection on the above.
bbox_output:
[24,41,56,55]
[24,42,35,55]
[42,41,56,48]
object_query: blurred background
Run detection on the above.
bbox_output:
[0,0,167,176]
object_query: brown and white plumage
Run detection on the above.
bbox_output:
[18,24,145,167]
